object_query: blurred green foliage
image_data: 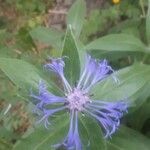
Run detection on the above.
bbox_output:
[0,0,150,149]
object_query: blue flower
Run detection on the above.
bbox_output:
[31,55,128,150]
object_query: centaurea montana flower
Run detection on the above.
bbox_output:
[31,55,128,150]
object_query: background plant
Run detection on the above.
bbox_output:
[0,0,150,149]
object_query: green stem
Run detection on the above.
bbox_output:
[140,0,146,17]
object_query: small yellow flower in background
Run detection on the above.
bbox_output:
[112,0,120,4]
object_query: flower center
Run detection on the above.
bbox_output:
[67,89,90,111]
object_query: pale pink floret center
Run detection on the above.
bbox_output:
[67,89,90,111]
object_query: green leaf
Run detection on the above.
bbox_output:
[0,58,50,91]
[108,126,150,150]
[89,51,145,63]
[146,0,150,44]
[0,58,42,89]
[127,99,150,130]
[85,34,146,52]
[13,114,69,150]
[16,26,35,51]
[80,115,106,150]
[30,26,63,50]
[107,142,121,150]
[62,27,80,86]
[67,0,86,37]
[90,64,150,105]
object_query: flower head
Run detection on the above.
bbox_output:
[31,55,128,149]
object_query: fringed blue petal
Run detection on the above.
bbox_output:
[54,111,82,150]
[84,100,128,138]
[77,55,117,92]
[37,106,67,129]
[31,81,66,109]
[44,57,72,93]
